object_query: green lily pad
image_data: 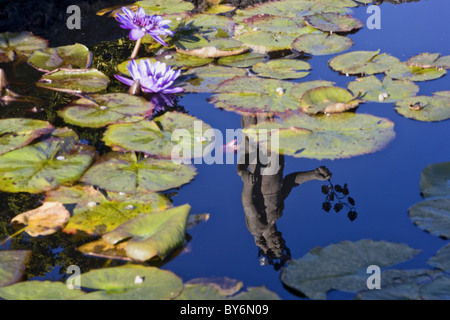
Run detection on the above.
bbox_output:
[45,185,106,204]
[185,13,236,38]
[236,30,303,54]
[102,111,212,159]
[290,80,336,100]
[136,0,194,14]
[57,93,154,128]
[329,50,400,75]
[102,204,191,261]
[300,86,360,114]
[0,250,32,288]
[217,52,267,68]
[347,76,419,103]
[181,65,247,93]
[280,239,420,300]
[205,4,236,14]
[155,51,214,68]
[420,162,450,199]
[37,68,110,94]
[304,12,364,32]
[81,152,196,193]
[385,62,447,81]
[354,269,443,300]
[77,265,183,300]
[0,118,54,156]
[0,281,86,300]
[0,137,94,193]
[229,286,282,300]
[177,37,249,59]
[0,31,48,63]
[394,91,450,122]
[407,52,450,69]
[245,112,395,160]
[63,193,171,236]
[409,198,450,239]
[428,243,450,272]
[210,76,303,114]
[251,59,311,80]
[292,33,353,56]
[27,43,92,72]
[238,15,312,35]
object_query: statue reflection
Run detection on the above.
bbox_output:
[237,114,332,270]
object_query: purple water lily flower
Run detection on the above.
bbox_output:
[115,59,183,94]
[116,7,173,46]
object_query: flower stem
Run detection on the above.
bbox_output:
[130,37,143,59]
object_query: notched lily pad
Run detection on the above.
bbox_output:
[237,30,301,54]
[280,239,420,300]
[245,112,395,160]
[11,201,70,237]
[385,62,447,82]
[58,93,154,128]
[251,59,311,80]
[304,12,364,33]
[292,33,353,56]
[0,137,95,193]
[177,38,249,59]
[135,0,194,14]
[409,198,450,239]
[420,161,450,199]
[217,52,267,68]
[181,65,247,93]
[407,52,450,69]
[0,118,54,156]
[329,50,400,75]
[155,51,214,68]
[102,204,191,261]
[37,68,110,94]
[28,43,92,72]
[0,280,85,300]
[347,76,419,103]
[81,152,197,194]
[394,91,450,122]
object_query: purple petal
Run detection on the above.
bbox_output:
[114,74,134,86]
[150,34,168,47]
[129,28,145,41]
[162,86,184,94]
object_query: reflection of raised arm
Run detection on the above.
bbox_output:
[281,166,332,200]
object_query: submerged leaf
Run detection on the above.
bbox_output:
[0,250,32,287]
[11,201,70,237]
[102,204,191,261]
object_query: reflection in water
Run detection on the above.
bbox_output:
[237,114,332,270]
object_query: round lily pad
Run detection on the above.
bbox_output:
[155,51,214,68]
[27,43,92,72]
[102,204,191,261]
[102,112,212,159]
[237,30,299,54]
[300,86,360,114]
[177,37,249,59]
[245,112,395,160]
[385,62,447,81]
[0,118,54,156]
[185,13,236,38]
[329,50,400,75]
[181,65,247,93]
[292,33,353,56]
[347,76,419,103]
[217,52,267,68]
[428,243,450,272]
[0,137,94,193]
[409,198,450,239]
[407,52,450,69]
[394,91,450,122]
[58,93,154,128]
[304,12,364,32]
[280,239,419,300]
[37,68,110,94]
[420,162,450,199]
[0,31,48,63]
[76,265,183,300]
[135,0,194,15]
[81,152,197,193]
[239,15,311,35]
[251,59,311,80]
[0,281,85,300]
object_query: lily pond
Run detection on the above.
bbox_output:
[0,0,449,301]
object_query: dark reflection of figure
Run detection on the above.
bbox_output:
[237,114,332,270]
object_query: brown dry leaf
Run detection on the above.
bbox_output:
[11,202,70,237]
